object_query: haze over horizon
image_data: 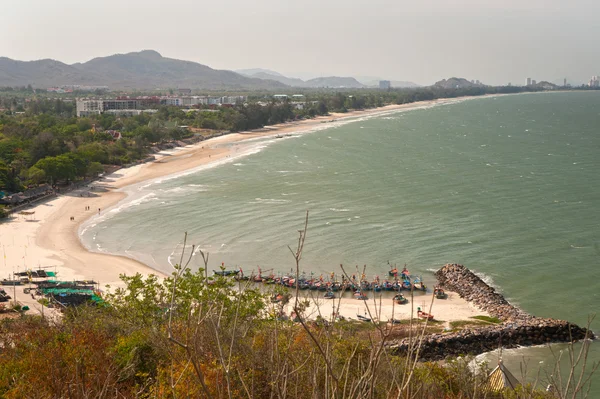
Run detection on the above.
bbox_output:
[1,0,599,86]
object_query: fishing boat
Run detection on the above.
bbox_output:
[412,277,427,291]
[354,291,368,300]
[324,290,335,299]
[213,269,240,277]
[356,314,371,322]
[1,278,23,286]
[417,308,434,320]
[434,286,447,299]
[271,293,285,303]
[393,293,408,304]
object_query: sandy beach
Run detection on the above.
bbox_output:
[0,97,488,319]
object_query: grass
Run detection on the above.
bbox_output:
[449,320,487,329]
[470,315,502,324]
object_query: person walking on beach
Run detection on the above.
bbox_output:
[98,208,101,214]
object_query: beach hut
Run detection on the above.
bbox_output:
[483,360,520,392]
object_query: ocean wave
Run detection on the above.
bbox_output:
[249,198,291,204]
[329,208,350,212]
[473,270,496,288]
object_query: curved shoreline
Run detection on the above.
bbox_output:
[0,98,472,303]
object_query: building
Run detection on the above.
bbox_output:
[76,99,104,117]
[76,98,156,117]
[526,78,532,86]
[379,80,391,89]
[531,79,537,85]
[178,88,191,95]
[273,94,289,101]
[564,78,567,87]
[589,76,600,87]
[483,360,520,392]
[161,98,183,106]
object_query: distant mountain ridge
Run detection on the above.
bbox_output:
[237,69,365,88]
[238,69,420,89]
[433,77,485,89]
[0,50,286,90]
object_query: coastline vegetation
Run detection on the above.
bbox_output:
[0,85,596,196]
[0,228,596,398]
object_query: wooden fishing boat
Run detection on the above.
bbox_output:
[324,290,335,299]
[356,314,371,322]
[412,277,426,291]
[271,293,285,303]
[354,291,368,300]
[393,293,408,304]
[213,269,240,277]
[1,279,23,286]
[417,308,434,320]
[434,286,447,299]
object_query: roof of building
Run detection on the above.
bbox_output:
[484,361,520,392]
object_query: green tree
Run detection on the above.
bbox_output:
[26,166,46,185]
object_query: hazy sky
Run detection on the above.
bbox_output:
[1,0,599,85]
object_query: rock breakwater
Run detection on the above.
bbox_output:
[389,264,594,361]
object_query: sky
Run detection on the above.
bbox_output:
[1,0,599,86]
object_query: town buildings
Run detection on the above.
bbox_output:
[76,95,246,117]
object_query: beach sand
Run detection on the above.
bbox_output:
[0,98,487,319]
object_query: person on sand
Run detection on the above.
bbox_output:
[98,208,101,214]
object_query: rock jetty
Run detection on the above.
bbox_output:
[389,264,594,361]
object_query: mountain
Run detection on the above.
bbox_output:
[238,69,365,88]
[433,77,485,89]
[303,76,364,88]
[240,69,419,89]
[247,72,306,87]
[236,68,285,78]
[0,57,102,87]
[0,50,286,90]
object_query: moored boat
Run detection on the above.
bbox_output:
[393,293,408,304]
[417,307,434,320]
[356,314,371,322]
[434,286,447,299]
[354,291,368,300]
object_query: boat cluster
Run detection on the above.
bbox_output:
[215,265,428,301]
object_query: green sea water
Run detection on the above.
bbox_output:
[82,91,600,390]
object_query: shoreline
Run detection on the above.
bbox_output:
[0,95,492,313]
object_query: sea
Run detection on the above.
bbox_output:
[81,91,600,392]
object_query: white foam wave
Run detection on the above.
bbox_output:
[329,208,350,212]
[473,270,496,288]
[250,198,291,204]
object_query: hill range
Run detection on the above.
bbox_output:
[0,50,418,90]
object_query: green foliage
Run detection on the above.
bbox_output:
[471,315,502,324]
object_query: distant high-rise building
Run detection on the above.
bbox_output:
[591,76,600,87]
[379,80,391,89]
[526,78,532,86]
[564,78,567,87]
[532,79,537,85]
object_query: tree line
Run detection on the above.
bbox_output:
[0,85,570,195]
